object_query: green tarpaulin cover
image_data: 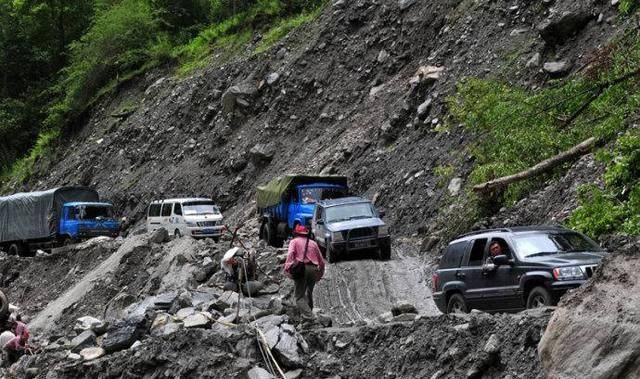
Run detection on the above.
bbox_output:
[256,175,348,208]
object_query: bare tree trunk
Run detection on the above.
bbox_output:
[472,137,599,194]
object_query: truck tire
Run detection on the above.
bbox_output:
[0,290,8,319]
[526,286,552,309]
[327,245,339,263]
[262,222,283,248]
[8,243,21,256]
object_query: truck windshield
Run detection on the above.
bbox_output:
[300,187,347,205]
[513,232,604,258]
[80,206,113,220]
[325,203,376,223]
[183,202,220,215]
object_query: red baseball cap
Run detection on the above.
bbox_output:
[293,224,309,236]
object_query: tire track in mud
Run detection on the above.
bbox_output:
[315,249,440,325]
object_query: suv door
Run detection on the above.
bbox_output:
[312,206,328,249]
[481,237,521,311]
[460,238,489,310]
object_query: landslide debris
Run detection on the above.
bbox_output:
[539,237,640,378]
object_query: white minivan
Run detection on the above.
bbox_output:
[146,198,225,241]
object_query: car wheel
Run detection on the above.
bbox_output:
[377,244,391,261]
[446,293,468,314]
[174,229,182,238]
[327,245,339,263]
[213,237,220,243]
[527,286,552,309]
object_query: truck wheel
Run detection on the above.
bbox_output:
[327,245,339,263]
[8,243,21,256]
[263,223,283,248]
[446,293,468,314]
[527,286,552,309]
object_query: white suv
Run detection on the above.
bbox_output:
[147,198,225,241]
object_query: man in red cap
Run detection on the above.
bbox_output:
[284,224,325,319]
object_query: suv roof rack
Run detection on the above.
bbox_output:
[456,225,570,240]
[457,228,513,238]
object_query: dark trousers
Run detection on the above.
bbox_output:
[293,264,319,318]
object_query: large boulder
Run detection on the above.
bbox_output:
[70,330,96,353]
[101,324,139,353]
[537,10,594,46]
[539,238,640,378]
[222,81,258,125]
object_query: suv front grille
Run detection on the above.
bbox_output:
[197,221,219,227]
[582,265,598,278]
[345,227,375,240]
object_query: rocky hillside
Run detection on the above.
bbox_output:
[7,0,630,239]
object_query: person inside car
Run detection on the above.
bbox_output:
[483,241,504,271]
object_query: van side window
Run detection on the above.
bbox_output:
[148,204,161,217]
[173,203,182,216]
[467,238,488,266]
[161,203,172,217]
[440,241,469,269]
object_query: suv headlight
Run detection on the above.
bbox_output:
[331,231,343,242]
[553,266,585,281]
[378,225,389,236]
[186,222,197,227]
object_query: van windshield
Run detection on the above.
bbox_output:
[325,203,376,223]
[183,201,220,215]
[513,232,604,258]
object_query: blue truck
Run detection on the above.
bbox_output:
[256,175,349,247]
[0,187,120,256]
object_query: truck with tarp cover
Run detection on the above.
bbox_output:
[256,175,348,247]
[0,187,120,255]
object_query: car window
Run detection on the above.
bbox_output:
[440,241,469,269]
[161,203,172,217]
[487,237,512,258]
[148,204,161,217]
[174,203,182,216]
[466,238,487,267]
[513,232,604,258]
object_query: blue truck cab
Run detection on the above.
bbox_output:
[59,202,120,241]
[257,175,349,247]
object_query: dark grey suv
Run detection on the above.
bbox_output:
[432,226,605,314]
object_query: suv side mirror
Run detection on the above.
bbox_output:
[493,255,512,266]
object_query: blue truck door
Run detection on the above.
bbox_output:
[59,206,78,238]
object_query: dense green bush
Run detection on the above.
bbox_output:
[448,31,640,205]
[569,130,640,236]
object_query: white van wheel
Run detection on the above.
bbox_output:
[174,229,182,238]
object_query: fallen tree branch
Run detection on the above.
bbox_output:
[473,137,599,194]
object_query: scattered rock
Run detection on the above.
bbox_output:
[149,228,169,244]
[265,73,280,86]
[273,324,304,368]
[377,50,390,63]
[183,312,211,329]
[447,177,463,196]
[101,324,138,353]
[543,61,572,76]
[484,334,500,354]
[410,66,445,85]
[391,302,418,316]
[75,316,107,335]
[525,53,541,68]
[285,369,303,379]
[248,144,276,165]
[70,330,96,353]
[247,367,276,379]
[79,347,106,361]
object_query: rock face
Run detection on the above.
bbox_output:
[539,238,640,378]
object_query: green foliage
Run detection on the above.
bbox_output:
[568,130,640,237]
[2,128,60,184]
[175,0,325,74]
[619,0,638,14]
[434,165,455,188]
[255,8,321,53]
[448,32,640,205]
[49,0,159,127]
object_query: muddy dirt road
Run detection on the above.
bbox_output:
[315,248,440,325]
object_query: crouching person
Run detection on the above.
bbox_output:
[3,330,28,366]
[284,225,325,319]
